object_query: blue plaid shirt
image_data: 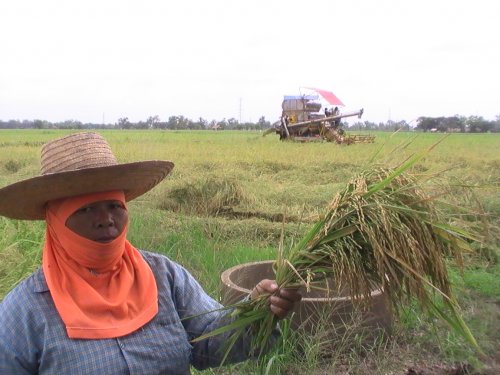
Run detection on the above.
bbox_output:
[0,251,261,375]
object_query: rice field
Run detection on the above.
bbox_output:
[0,129,499,374]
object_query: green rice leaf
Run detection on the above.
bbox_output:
[426,298,484,355]
[191,308,268,343]
[317,225,358,245]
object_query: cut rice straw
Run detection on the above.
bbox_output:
[190,139,484,359]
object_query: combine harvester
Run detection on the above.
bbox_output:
[272,88,375,144]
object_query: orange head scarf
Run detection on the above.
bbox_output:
[42,190,158,339]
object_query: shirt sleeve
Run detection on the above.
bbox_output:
[0,337,33,375]
[0,284,40,375]
[156,254,277,370]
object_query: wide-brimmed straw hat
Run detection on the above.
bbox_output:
[0,132,174,220]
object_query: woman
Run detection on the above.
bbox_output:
[0,132,301,374]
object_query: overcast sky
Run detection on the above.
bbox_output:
[1,0,499,125]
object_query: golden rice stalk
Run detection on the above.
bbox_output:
[192,154,482,358]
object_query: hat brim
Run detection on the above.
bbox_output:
[0,160,174,220]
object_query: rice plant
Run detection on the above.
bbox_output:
[191,149,484,361]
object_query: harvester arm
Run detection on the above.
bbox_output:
[286,109,364,129]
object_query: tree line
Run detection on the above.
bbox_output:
[1,114,499,133]
[0,115,272,131]
[347,114,500,133]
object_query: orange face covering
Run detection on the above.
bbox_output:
[42,191,158,339]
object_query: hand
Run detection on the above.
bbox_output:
[250,279,302,320]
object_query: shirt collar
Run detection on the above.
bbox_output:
[33,267,49,293]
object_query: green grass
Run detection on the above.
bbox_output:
[449,264,500,300]
[1,129,499,374]
[0,218,44,297]
[463,268,500,298]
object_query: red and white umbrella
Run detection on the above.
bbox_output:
[303,87,345,107]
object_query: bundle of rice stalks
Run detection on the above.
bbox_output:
[192,155,482,360]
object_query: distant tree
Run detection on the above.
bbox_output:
[33,119,49,129]
[208,119,218,130]
[194,117,208,129]
[433,116,461,132]
[179,116,191,130]
[146,115,160,129]
[416,117,439,132]
[226,118,238,129]
[257,116,270,129]
[58,119,83,129]
[362,121,377,130]
[494,114,500,133]
[218,118,228,130]
[8,120,21,128]
[394,120,409,131]
[166,115,190,130]
[0,119,24,129]
[435,117,448,132]
[135,121,149,129]
[117,117,131,129]
[166,116,177,129]
[466,115,494,133]
[416,115,494,133]
[188,117,206,130]
[156,121,168,129]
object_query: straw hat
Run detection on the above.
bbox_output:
[0,132,174,220]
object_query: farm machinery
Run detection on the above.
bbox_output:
[272,88,375,144]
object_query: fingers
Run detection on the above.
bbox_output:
[269,288,302,319]
[269,295,294,319]
[250,279,303,320]
[257,279,279,294]
[250,279,278,300]
[278,288,302,303]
